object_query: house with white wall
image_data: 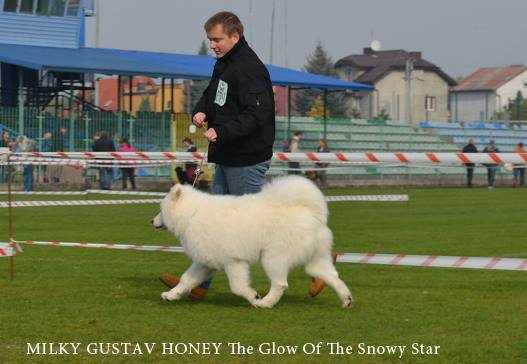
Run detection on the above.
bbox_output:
[450,65,527,122]
[335,48,457,123]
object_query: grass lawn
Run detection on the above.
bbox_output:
[0,187,526,363]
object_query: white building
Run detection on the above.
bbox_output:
[450,65,527,122]
[335,48,457,123]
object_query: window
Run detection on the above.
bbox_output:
[36,0,51,14]
[66,0,79,16]
[3,0,18,12]
[425,96,436,111]
[2,0,77,16]
[49,0,66,16]
[19,0,35,12]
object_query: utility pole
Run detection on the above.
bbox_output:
[270,0,276,64]
[404,57,414,124]
[248,0,254,46]
[284,0,288,67]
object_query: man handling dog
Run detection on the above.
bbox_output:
[160,11,329,300]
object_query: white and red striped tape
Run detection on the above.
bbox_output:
[11,240,527,271]
[0,199,162,208]
[0,191,88,195]
[0,195,409,207]
[1,157,172,168]
[86,190,166,196]
[338,253,527,271]
[14,240,183,253]
[10,152,527,165]
[0,242,22,257]
[326,195,409,202]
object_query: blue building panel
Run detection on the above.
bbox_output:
[0,12,81,48]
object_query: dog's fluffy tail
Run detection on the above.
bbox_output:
[262,176,328,224]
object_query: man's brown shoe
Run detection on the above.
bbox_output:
[159,272,208,301]
[308,252,339,298]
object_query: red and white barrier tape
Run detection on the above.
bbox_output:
[326,195,409,202]
[86,189,166,196]
[12,152,527,165]
[13,240,183,253]
[337,253,527,271]
[1,157,171,168]
[0,242,22,257]
[0,199,161,208]
[0,194,408,206]
[11,240,526,271]
[0,191,88,195]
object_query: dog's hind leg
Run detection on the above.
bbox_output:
[224,261,260,305]
[161,262,212,301]
[253,255,290,308]
[304,253,353,308]
[304,228,353,308]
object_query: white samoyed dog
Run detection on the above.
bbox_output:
[152,176,353,308]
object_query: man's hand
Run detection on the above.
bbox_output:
[192,112,206,128]
[204,128,218,142]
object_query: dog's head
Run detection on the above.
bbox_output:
[151,184,183,231]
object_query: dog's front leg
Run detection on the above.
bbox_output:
[161,262,212,301]
[224,262,260,305]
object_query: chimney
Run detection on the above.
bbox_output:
[408,52,422,60]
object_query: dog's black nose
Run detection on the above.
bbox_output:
[150,219,154,225]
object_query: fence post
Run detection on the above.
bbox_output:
[17,69,24,136]
[117,112,123,140]
[69,113,75,152]
[128,116,134,144]
[84,114,91,151]
[37,113,44,152]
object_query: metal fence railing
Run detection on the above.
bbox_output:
[0,107,182,152]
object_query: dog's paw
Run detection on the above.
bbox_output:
[252,299,275,309]
[161,291,179,301]
[342,296,354,309]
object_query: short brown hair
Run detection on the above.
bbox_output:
[204,11,244,37]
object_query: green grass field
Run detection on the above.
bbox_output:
[0,188,526,363]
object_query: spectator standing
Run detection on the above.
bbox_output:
[41,132,53,183]
[462,138,478,187]
[119,138,137,190]
[175,137,199,185]
[288,131,303,175]
[483,140,500,189]
[0,130,13,183]
[92,131,116,190]
[315,138,330,188]
[513,142,525,187]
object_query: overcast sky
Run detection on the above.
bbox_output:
[86,0,527,78]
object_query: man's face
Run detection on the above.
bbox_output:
[207,24,239,58]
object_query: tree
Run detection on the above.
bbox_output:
[495,91,527,120]
[189,40,210,112]
[294,42,348,117]
[307,96,328,118]
[375,108,391,121]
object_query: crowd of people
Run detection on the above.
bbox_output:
[462,139,525,188]
[0,128,138,191]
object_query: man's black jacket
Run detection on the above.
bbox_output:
[462,143,478,167]
[93,137,116,152]
[193,37,275,166]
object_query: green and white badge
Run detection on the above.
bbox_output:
[214,80,228,106]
